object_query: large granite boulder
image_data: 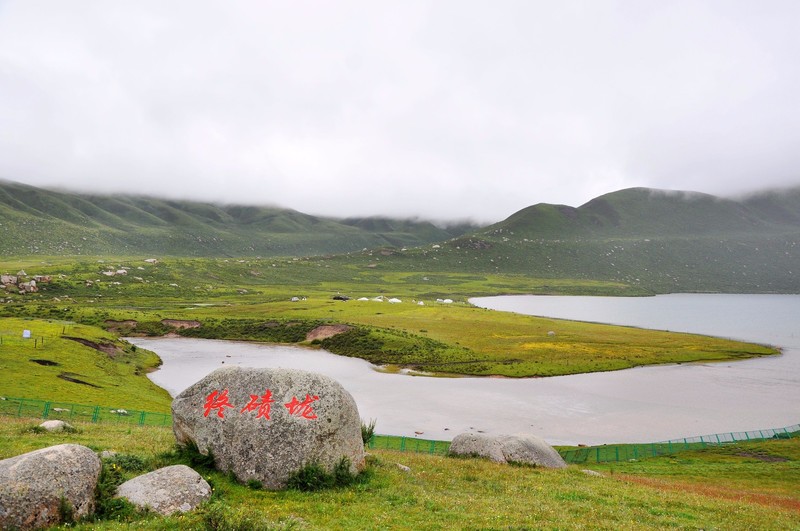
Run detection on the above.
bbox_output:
[116,465,211,515]
[0,444,101,529]
[172,367,365,489]
[449,433,567,469]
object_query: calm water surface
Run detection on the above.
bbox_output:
[133,294,800,445]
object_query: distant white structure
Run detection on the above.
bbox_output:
[388,298,402,303]
[436,298,454,304]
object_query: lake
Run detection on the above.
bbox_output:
[131,294,800,446]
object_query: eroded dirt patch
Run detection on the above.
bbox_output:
[63,336,121,356]
[617,473,800,512]
[734,451,790,462]
[57,372,102,388]
[306,324,352,341]
[30,359,59,366]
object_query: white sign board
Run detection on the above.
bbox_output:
[22,329,31,339]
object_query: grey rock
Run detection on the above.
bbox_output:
[38,420,73,432]
[100,450,118,459]
[396,463,411,473]
[0,444,101,530]
[172,367,365,490]
[116,465,211,515]
[581,469,603,477]
[449,433,567,469]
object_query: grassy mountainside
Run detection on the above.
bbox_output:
[4,181,800,292]
[0,180,475,256]
[367,187,800,293]
[497,188,795,238]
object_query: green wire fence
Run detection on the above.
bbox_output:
[560,424,799,464]
[2,395,796,464]
[0,396,172,427]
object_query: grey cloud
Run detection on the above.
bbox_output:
[1,1,799,222]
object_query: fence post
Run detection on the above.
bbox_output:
[668,441,673,454]
[429,440,435,454]
[400,437,406,451]
[614,446,619,462]
[139,411,146,426]
[17,399,24,417]
[42,401,51,419]
[92,406,100,423]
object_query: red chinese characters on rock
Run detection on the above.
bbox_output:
[240,390,276,420]
[284,393,320,419]
[203,389,234,418]
[203,389,319,421]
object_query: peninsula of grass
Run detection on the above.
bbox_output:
[0,417,797,529]
[0,256,779,378]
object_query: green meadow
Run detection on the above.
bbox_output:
[0,418,797,530]
[0,256,778,379]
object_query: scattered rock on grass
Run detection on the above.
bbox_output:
[116,465,211,516]
[0,444,101,530]
[38,420,73,432]
[449,433,567,469]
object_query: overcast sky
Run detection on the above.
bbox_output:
[1,1,799,222]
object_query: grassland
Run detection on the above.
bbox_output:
[0,418,797,529]
[0,317,172,412]
[0,256,778,379]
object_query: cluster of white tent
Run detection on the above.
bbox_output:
[291,295,455,305]
[354,296,454,305]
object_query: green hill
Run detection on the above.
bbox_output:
[3,180,800,292]
[0,180,475,256]
[366,187,800,293]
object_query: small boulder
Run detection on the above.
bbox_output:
[39,420,74,432]
[449,433,567,469]
[172,367,365,490]
[116,465,211,516]
[0,444,101,530]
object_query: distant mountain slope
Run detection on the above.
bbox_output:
[494,188,787,238]
[0,180,476,256]
[382,187,800,293]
